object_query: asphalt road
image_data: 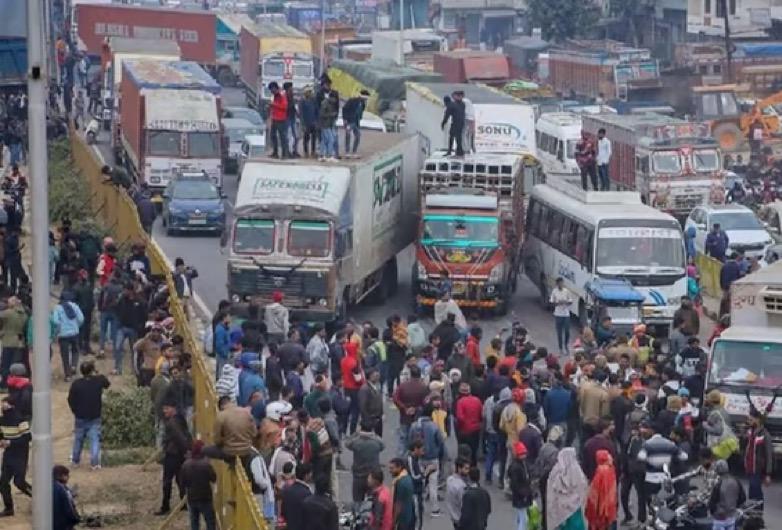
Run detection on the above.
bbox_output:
[91,86,782,529]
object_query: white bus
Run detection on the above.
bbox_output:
[522,181,687,335]
[535,112,582,176]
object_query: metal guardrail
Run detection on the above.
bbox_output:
[70,133,266,530]
[695,251,723,299]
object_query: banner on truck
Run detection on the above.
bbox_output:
[473,103,535,154]
[372,155,403,240]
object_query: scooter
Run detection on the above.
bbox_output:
[85,115,100,145]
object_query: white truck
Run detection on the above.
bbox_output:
[707,260,782,458]
[405,82,537,157]
[226,131,422,321]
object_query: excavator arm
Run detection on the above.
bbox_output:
[740,90,782,138]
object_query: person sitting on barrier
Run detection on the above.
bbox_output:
[100,164,130,190]
[203,395,258,464]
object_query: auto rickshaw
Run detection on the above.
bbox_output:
[584,278,646,338]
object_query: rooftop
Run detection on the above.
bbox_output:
[124,60,221,94]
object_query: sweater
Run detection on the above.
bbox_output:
[180,457,216,503]
[67,375,110,420]
[345,432,384,475]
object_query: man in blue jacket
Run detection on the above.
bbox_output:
[214,313,232,380]
[299,86,319,158]
[238,348,267,407]
[408,403,445,517]
[720,253,744,291]
[705,223,729,261]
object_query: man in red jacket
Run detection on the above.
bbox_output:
[268,82,289,159]
[455,382,482,466]
[341,342,364,435]
[465,327,482,368]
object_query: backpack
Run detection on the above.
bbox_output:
[492,399,510,433]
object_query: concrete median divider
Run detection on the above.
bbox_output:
[69,133,266,529]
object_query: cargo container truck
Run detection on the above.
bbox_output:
[117,60,223,198]
[581,113,726,218]
[227,131,421,321]
[432,51,510,86]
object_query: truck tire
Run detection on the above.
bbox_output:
[713,122,745,151]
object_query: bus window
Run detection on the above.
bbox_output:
[557,140,564,162]
[550,212,564,249]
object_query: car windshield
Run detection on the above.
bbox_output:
[233,219,274,254]
[596,226,685,270]
[710,212,763,230]
[288,221,330,257]
[652,151,682,173]
[422,215,499,247]
[693,149,720,171]
[188,132,220,157]
[172,180,219,200]
[710,339,782,388]
[148,131,181,156]
[228,128,260,143]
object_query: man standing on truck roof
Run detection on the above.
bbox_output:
[442,91,466,158]
[576,130,598,192]
[268,82,290,159]
[596,128,612,191]
[342,90,369,157]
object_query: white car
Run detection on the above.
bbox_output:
[685,204,774,259]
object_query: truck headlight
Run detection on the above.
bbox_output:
[318,298,328,306]
[416,262,427,280]
[489,264,505,283]
[667,297,680,306]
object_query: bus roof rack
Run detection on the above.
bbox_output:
[545,173,642,205]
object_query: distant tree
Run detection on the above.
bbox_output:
[527,0,600,43]
[609,0,642,46]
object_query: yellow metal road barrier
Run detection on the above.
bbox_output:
[70,134,266,529]
[695,252,723,299]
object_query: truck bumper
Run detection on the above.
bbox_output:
[414,279,505,308]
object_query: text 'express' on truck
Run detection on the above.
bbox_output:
[239,20,315,114]
[413,153,538,316]
[118,60,223,196]
[581,113,726,219]
[227,132,422,321]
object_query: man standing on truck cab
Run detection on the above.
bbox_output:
[576,130,598,192]
[283,82,300,158]
[268,82,290,159]
[342,90,369,157]
[596,128,612,191]
[442,91,466,157]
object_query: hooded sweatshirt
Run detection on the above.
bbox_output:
[264,302,289,336]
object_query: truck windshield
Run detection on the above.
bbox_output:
[263,60,285,77]
[293,62,313,78]
[710,340,782,388]
[596,226,684,272]
[288,221,330,257]
[148,131,181,156]
[188,132,220,157]
[233,219,274,254]
[652,151,682,173]
[693,149,720,172]
[422,215,499,247]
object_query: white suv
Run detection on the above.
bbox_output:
[685,204,773,259]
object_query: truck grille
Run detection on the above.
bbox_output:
[673,194,705,210]
[231,269,329,302]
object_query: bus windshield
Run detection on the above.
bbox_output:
[710,339,782,389]
[233,219,274,254]
[652,151,682,174]
[422,215,499,247]
[596,226,684,272]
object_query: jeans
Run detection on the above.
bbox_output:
[345,123,361,153]
[0,443,31,511]
[555,315,570,354]
[72,417,101,466]
[620,472,646,522]
[79,306,93,353]
[161,453,185,511]
[516,507,528,530]
[58,336,79,377]
[113,326,137,374]
[712,518,736,530]
[484,432,502,482]
[287,117,299,154]
[346,388,360,434]
[398,424,410,457]
[189,499,217,530]
[598,163,610,190]
[320,127,336,158]
[420,458,439,511]
[748,471,764,505]
[302,125,317,155]
[457,431,480,467]
[447,126,464,156]
[270,120,289,157]
[580,163,598,191]
[9,144,21,166]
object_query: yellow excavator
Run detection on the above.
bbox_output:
[692,84,782,151]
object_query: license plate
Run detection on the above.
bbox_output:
[189,219,207,225]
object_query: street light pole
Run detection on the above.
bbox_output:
[398,0,405,66]
[27,0,53,527]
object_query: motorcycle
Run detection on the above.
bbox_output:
[85,115,101,145]
[339,500,373,530]
[648,465,764,530]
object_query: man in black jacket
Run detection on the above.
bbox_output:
[458,467,491,530]
[67,360,110,469]
[0,395,32,517]
[181,440,217,530]
[281,462,313,530]
[342,90,369,156]
[302,475,339,530]
[441,91,466,157]
[155,401,191,515]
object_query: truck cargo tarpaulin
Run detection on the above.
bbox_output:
[76,4,216,63]
[145,89,219,132]
[473,103,535,154]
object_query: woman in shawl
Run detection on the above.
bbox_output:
[546,447,587,530]
[585,449,617,530]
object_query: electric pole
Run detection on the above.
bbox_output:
[722,0,733,82]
